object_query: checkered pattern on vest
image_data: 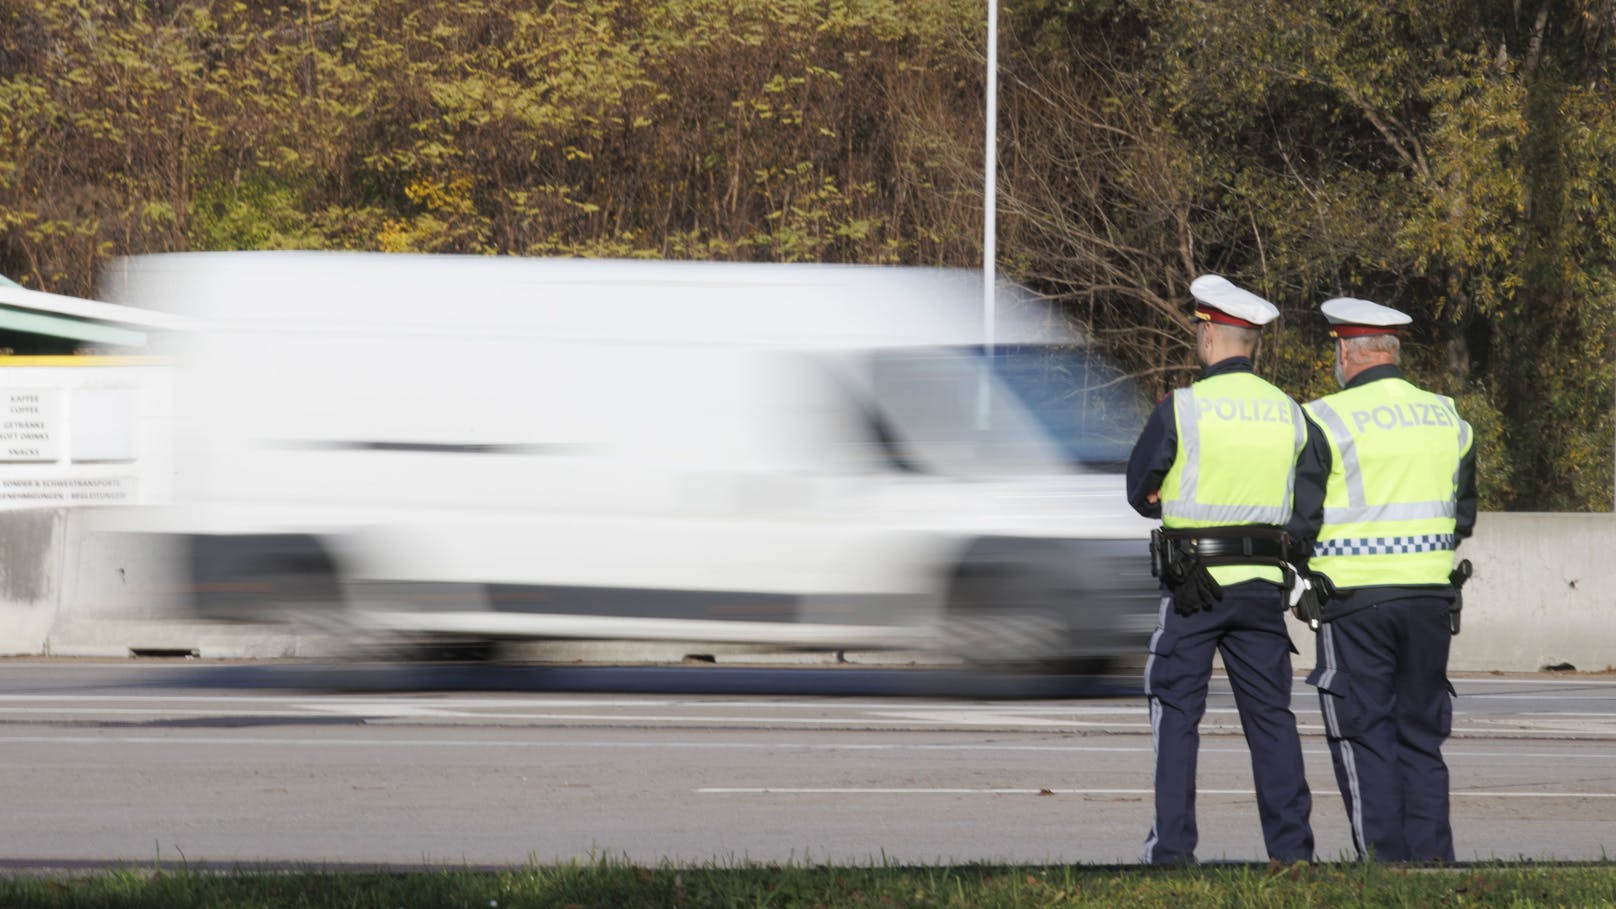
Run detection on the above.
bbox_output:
[1312,533,1456,558]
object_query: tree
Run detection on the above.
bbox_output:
[994,0,1616,509]
[2,0,1612,509]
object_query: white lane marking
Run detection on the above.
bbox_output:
[701,787,1174,795]
[0,697,1265,726]
[0,707,1151,722]
[8,697,1616,740]
[4,694,1159,713]
[6,705,1616,740]
[300,704,469,717]
[1458,791,1616,798]
[0,695,711,708]
[300,709,1156,726]
[0,704,1157,726]
[0,707,319,717]
[1464,699,1616,706]
[0,735,1612,762]
[0,694,1261,716]
[0,735,1150,751]
[10,690,1615,717]
[697,787,1616,798]
[0,692,1143,709]
[1460,708,1616,714]
[7,701,1615,727]
[868,711,1134,728]
[8,691,1616,739]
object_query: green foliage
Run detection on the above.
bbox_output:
[0,0,983,277]
[998,0,1616,509]
[2,0,1614,508]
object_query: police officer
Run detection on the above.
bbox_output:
[1126,275,1320,865]
[1299,297,1478,862]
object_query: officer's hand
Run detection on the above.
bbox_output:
[1286,570,1311,608]
[1289,573,1323,630]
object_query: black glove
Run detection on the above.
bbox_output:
[1169,559,1223,616]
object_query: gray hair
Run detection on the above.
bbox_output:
[1206,321,1260,354]
[1342,333,1401,361]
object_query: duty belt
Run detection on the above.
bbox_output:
[1150,526,1293,580]
[1177,535,1289,560]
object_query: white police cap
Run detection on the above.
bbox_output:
[1320,297,1411,337]
[1189,274,1280,328]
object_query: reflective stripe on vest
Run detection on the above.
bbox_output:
[1305,381,1472,588]
[1159,373,1305,586]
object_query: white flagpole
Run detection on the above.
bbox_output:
[978,0,999,430]
[983,0,999,354]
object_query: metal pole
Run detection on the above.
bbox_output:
[977,0,999,431]
[983,0,998,353]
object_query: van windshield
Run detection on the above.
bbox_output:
[868,344,1149,475]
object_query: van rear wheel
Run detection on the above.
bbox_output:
[943,563,1109,675]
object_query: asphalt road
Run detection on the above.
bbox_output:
[0,659,1612,869]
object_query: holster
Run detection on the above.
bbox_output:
[1448,559,1472,636]
[1151,526,1294,617]
[1294,570,1336,631]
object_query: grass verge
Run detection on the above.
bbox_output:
[1,860,1615,908]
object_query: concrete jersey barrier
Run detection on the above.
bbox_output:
[5,509,1614,673]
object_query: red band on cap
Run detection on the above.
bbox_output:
[1330,324,1399,338]
[1194,306,1258,329]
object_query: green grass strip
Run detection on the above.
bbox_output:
[3,861,1616,908]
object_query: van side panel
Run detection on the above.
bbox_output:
[104,253,1155,664]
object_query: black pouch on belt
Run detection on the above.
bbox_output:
[1165,537,1223,616]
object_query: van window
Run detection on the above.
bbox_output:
[983,344,1149,472]
[869,344,1146,475]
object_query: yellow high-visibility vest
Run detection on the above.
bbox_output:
[1304,378,1472,588]
[1160,372,1306,586]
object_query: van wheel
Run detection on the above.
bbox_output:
[943,564,1086,672]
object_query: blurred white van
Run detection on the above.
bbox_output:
[102,253,1156,670]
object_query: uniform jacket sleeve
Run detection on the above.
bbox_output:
[1125,396,1176,519]
[1454,440,1479,541]
[1285,410,1330,556]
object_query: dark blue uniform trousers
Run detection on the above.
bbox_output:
[1309,596,1454,862]
[1143,580,1313,864]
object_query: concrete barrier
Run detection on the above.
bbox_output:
[6,509,1614,671]
[41,508,307,659]
[1444,512,1616,673]
[0,509,63,655]
[1278,512,1615,673]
